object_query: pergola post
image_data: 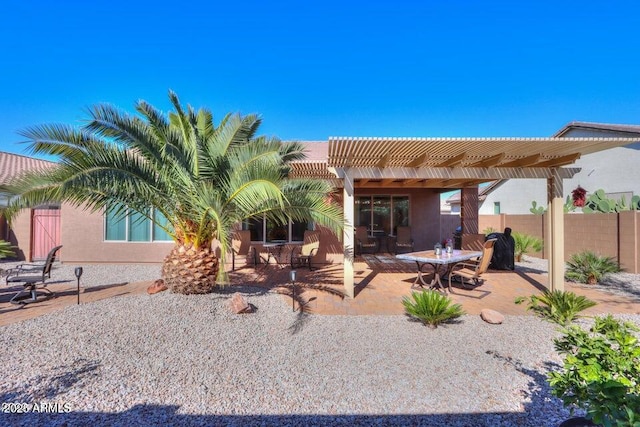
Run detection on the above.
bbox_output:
[343,171,355,299]
[460,186,479,234]
[546,169,565,291]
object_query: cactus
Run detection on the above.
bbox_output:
[529,200,545,215]
[583,189,639,213]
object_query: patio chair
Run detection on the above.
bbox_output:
[5,245,63,305]
[231,230,256,271]
[447,238,497,291]
[290,230,320,270]
[355,226,378,255]
[390,226,414,254]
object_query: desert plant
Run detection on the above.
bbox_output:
[0,240,15,259]
[402,290,465,329]
[515,290,596,326]
[582,189,640,213]
[482,226,496,235]
[565,251,621,285]
[512,231,543,262]
[4,92,342,294]
[548,315,640,427]
[529,200,545,215]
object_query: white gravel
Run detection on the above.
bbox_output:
[1,259,639,426]
[0,261,162,288]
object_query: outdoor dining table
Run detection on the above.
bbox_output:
[261,241,287,268]
[396,249,482,293]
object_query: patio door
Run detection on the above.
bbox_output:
[355,196,409,236]
[31,206,61,260]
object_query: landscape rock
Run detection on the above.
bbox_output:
[480,308,504,324]
[230,292,254,314]
[147,279,168,295]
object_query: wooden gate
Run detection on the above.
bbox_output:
[31,207,61,260]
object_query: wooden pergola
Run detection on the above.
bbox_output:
[292,137,638,298]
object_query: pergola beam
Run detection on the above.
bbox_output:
[469,153,505,168]
[535,153,581,168]
[498,154,542,168]
[407,153,430,168]
[343,166,580,180]
[436,153,467,168]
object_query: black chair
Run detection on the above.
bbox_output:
[5,245,63,305]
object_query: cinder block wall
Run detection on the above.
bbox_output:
[470,211,640,274]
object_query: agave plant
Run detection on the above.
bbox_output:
[402,290,465,329]
[515,290,596,326]
[5,92,343,294]
[565,251,621,285]
[512,232,543,262]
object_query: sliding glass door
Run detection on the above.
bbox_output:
[355,195,409,236]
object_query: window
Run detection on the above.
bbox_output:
[356,195,409,235]
[243,216,311,243]
[105,204,172,242]
[494,202,501,214]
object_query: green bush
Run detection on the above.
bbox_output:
[512,232,543,262]
[402,290,465,329]
[515,290,596,326]
[548,315,640,427]
[0,240,15,259]
[565,251,621,285]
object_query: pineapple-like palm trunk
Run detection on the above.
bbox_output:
[162,243,219,294]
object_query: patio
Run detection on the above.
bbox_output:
[3,256,637,328]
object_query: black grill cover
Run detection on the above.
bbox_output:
[486,228,515,270]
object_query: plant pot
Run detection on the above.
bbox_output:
[559,416,598,427]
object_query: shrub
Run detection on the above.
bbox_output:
[548,315,640,427]
[512,232,543,262]
[402,290,465,329]
[565,251,621,285]
[514,290,596,326]
[0,240,15,259]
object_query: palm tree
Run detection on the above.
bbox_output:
[6,91,343,294]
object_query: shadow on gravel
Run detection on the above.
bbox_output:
[0,358,100,402]
[594,275,640,300]
[4,405,564,427]
[486,349,573,424]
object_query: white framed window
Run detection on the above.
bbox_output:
[243,216,313,243]
[104,204,172,242]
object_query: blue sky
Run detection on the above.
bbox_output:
[1,0,639,157]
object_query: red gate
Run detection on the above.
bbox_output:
[31,207,61,260]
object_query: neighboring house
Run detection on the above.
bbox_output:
[0,151,57,260]
[476,122,640,214]
[445,182,501,214]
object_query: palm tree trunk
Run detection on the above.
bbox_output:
[162,243,219,294]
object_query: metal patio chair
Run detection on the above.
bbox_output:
[448,239,496,290]
[355,226,378,255]
[231,230,256,271]
[5,245,63,305]
[290,231,320,270]
[390,226,414,254]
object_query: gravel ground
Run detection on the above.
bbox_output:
[0,261,162,288]
[1,259,639,426]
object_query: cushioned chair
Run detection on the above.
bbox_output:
[231,230,256,271]
[391,226,414,254]
[355,226,378,255]
[448,239,497,291]
[5,245,63,305]
[290,231,320,270]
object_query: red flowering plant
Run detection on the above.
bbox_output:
[571,186,587,208]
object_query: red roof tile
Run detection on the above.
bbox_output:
[0,151,55,187]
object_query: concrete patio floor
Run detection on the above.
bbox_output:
[1,256,639,327]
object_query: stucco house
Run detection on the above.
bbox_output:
[455,122,640,214]
[4,134,636,297]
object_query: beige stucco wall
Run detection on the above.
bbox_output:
[5,210,31,261]
[60,204,172,264]
[475,212,640,273]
